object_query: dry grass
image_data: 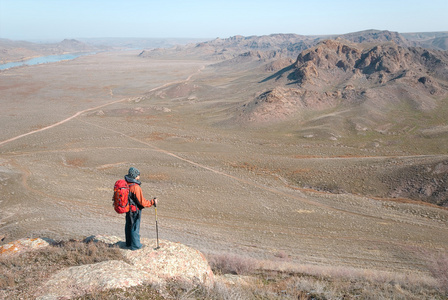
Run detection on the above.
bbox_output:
[203,252,447,300]
[65,156,88,167]
[145,173,170,181]
[421,250,448,291]
[0,239,124,299]
[74,285,164,300]
[1,241,447,299]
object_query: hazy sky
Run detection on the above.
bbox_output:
[1,0,447,41]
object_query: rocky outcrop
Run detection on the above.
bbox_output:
[121,237,214,288]
[0,236,214,299]
[239,39,448,124]
[240,87,341,123]
[33,236,214,299]
[293,39,448,87]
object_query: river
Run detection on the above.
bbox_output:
[0,52,95,70]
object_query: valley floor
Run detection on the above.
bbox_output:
[0,51,447,284]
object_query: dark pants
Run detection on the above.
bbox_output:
[125,209,142,250]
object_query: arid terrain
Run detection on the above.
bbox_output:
[1,31,448,292]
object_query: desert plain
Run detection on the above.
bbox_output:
[0,46,447,283]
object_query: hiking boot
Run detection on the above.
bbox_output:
[131,245,145,251]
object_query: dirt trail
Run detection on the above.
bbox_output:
[0,98,129,147]
[80,119,407,223]
[0,66,205,148]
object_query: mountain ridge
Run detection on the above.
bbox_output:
[138,30,448,61]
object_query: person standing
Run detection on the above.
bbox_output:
[124,167,157,250]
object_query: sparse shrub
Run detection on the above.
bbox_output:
[206,253,258,275]
[404,246,448,294]
[425,251,448,293]
[274,250,290,261]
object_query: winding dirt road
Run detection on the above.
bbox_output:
[0,66,206,148]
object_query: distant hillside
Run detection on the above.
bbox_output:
[337,29,410,46]
[139,33,317,60]
[57,39,96,52]
[0,38,99,63]
[402,31,448,50]
[78,37,209,49]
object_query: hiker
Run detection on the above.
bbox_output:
[124,167,157,250]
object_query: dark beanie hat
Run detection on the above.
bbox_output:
[127,167,140,179]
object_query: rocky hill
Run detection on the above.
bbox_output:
[293,39,448,88]
[237,39,448,124]
[226,39,448,206]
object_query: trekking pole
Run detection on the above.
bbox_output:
[154,198,160,250]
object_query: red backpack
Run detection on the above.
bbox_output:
[113,179,135,214]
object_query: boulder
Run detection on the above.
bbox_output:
[124,238,214,288]
[86,235,214,287]
[0,238,50,257]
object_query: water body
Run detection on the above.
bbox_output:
[0,52,95,70]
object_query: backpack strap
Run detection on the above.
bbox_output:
[127,183,138,210]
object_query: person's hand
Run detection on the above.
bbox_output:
[153,197,158,207]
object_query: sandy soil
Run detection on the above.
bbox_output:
[0,51,447,278]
